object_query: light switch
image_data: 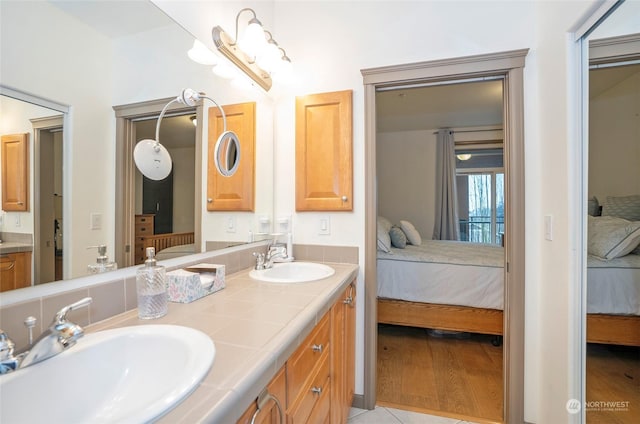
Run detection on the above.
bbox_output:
[544,215,553,241]
[319,216,331,235]
[90,213,102,230]
[226,216,236,233]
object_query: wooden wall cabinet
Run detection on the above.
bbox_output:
[295,90,353,211]
[1,133,30,211]
[207,102,255,211]
[237,281,356,424]
[0,251,32,292]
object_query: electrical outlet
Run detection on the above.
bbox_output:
[14,215,21,227]
[544,215,553,241]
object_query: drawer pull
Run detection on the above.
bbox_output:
[311,344,323,353]
[311,386,322,395]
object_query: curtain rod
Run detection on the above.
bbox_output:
[433,128,503,134]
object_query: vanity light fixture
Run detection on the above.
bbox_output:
[456,154,472,161]
[134,88,240,180]
[210,8,292,91]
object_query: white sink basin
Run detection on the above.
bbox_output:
[249,261,335,283]
[0,325,215,424]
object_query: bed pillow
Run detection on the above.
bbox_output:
[399,220,422,245]
[601,195,640,221]
[378,216,392,233]
[389,226,407,248]
[587,196,600,216]
[377,220,392,253]
[588,216,640,260]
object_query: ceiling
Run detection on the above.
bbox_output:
[590,63,640,99]
[376,79,504,133]
[48,0,173,39]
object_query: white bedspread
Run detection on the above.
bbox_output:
[377,240,505,310]
[377,240,640,315]
[587,253,640,315]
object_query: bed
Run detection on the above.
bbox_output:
[377,239,640,346]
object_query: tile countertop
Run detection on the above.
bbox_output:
[0,242,33,254]
[86,262,359,424]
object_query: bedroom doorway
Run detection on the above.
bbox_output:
[362,49,527,423]
[375,79,505,422]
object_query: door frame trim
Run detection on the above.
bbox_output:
[113,98,201,268]
[361,48,528,423]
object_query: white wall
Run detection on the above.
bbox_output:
[0,96,57,236]
[377,130,437,238]
[589,72,640,200]
[151,1,606,421]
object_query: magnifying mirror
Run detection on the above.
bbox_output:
[214,130,241,177]
[133,139,172,180]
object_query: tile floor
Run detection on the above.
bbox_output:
[348,407,477,424]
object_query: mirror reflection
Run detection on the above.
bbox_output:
[584,3,640,422]
[0,0,274,291]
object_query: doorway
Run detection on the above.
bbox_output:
[32,116,63,284]
[375,79,505,421]
[113,99,202,269]
[362,49,527,423]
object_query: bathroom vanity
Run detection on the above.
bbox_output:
[85,261,358,423]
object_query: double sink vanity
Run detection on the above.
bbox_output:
[0,257,358,423]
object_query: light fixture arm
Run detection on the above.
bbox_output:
[233,8,260,46]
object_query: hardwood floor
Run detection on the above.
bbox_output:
[377,324,503,423]
[586,343,640,424]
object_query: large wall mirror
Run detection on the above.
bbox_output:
[582,1,640,422]
[0,0,274,289]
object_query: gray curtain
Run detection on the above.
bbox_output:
[433,129,460,240]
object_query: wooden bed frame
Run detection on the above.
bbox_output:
[141,232,195,255]
[378,298,640,346]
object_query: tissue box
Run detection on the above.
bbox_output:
[166,263,225,303]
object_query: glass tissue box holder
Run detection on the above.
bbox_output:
[166,263,225,303]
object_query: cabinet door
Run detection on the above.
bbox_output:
[207,102,255,211]
[295,90,352,211]
[237,366,286,424]
[1,133,29,211]
[0,252,32,292]
[331,282,356,424]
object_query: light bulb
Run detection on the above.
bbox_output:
[187,40,218,65]
[212,62,239,79]
[239,19,266,59]
[256,40,280,73]
[456,154,472,161]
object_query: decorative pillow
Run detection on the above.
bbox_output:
[400,220,422,245]
[378,216,392,233]
[588,216,640,260]
[389,226,407,248]
[587,196,600,216]
[601,195,640,221]
[377,220,392,253]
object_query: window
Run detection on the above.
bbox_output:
[456,147,504,244]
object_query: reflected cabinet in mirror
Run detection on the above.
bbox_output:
[584,3,640,422]
[0,0,274,290]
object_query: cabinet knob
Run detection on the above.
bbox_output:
[311,344,323,353]
[341,195,348,202]
[207,198,213,203]
[343,296,353,305]
[311,386,322,395]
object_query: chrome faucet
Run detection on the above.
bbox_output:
[264,243,287,269]
[0,297,92,374]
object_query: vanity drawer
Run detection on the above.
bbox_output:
[287,353,330,424]
[286,312,330,401]
[305,376,331,424]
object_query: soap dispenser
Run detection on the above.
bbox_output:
[136,247,168,319]
[87,245,118,274]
